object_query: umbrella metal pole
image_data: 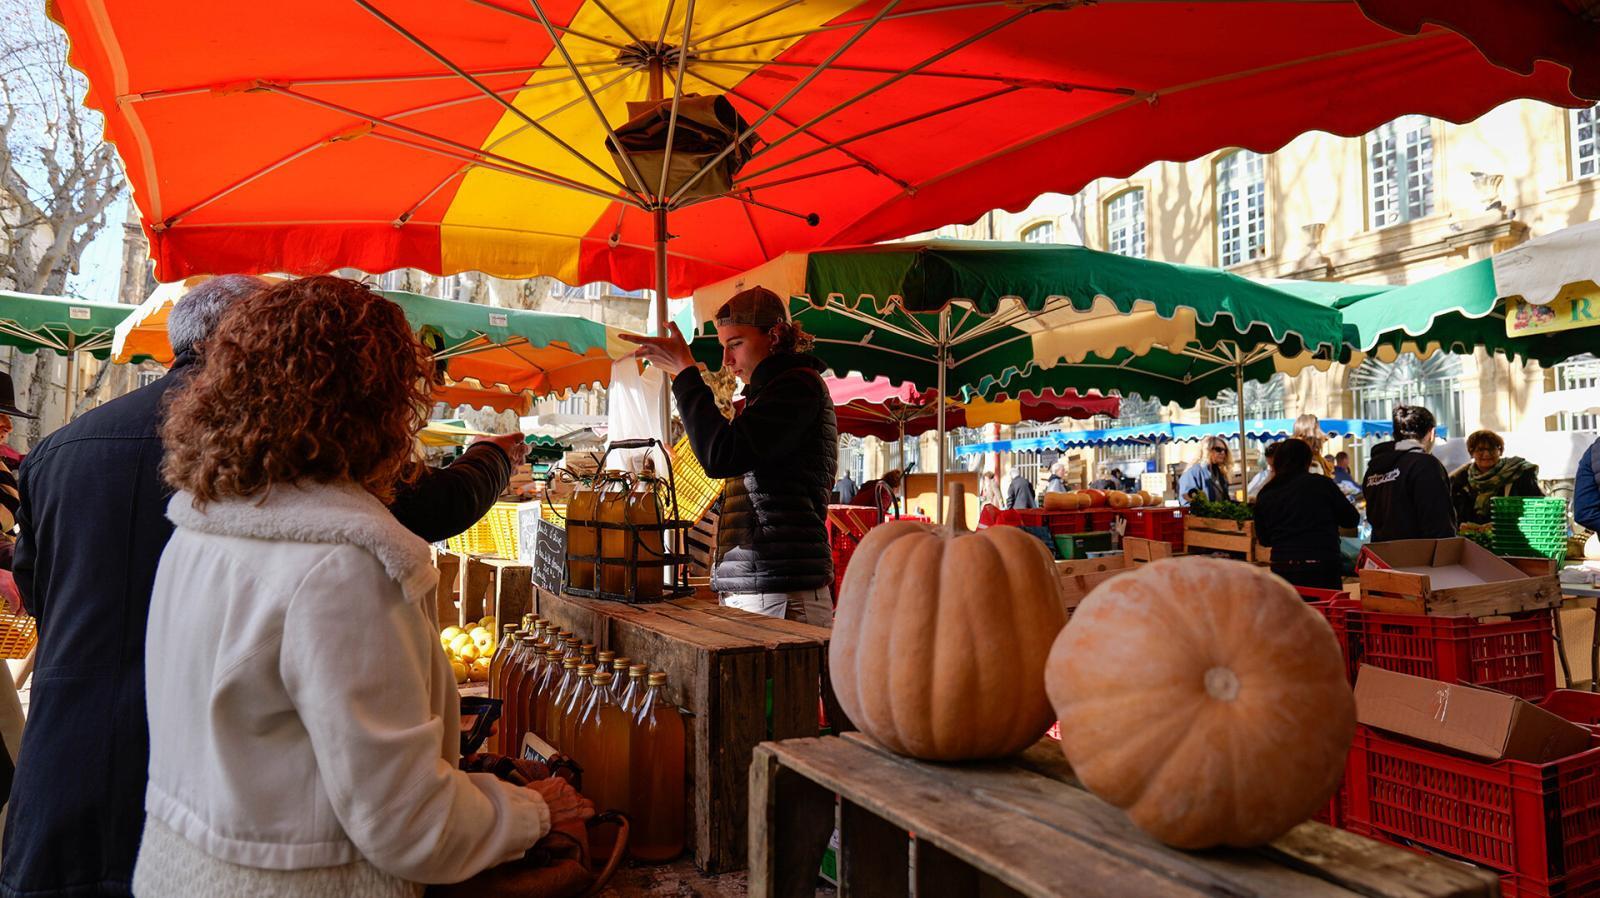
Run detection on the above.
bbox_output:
[1235,358,1248,501]
[935,307,949,525]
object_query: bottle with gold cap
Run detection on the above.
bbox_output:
[579,642,597,674]
[575,669,632,858]
[488,625,518,701]
[505,635,543,748]
[529,648,564,739]
[629,672,686,862]
[617,663,648,715]
[559,663,597,753]
[595,650,616,688]
[542,656,580,745]
[608,657,632,701]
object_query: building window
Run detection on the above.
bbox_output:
[1574,105,1600,179]
[1367,115,1434,228]
[1020,222,1055,244]
[136,369,163,389]
[1204,373,1286,424]
[1350,354,1465,440]
[1104,189,1146,258]
[1216,150,1266,267]
[1553,354,1600,432]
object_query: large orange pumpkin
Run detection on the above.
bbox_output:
[1045,557,1353,848]
[1043,491,1084,511]
[1081,489,1108,507]
[1107,490,1133,508]
[831,487,1066,760]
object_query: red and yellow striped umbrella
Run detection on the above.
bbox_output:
[53,0,1587,297]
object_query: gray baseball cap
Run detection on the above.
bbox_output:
[714,286,789,329]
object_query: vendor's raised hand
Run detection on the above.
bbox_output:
[474,432,530,465]
[619,322,695,376]
[527,775,595,826]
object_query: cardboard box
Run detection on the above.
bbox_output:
[1356,537,1560,617]
[1354,665,1589,763]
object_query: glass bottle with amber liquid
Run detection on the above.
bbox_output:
[542,657,580,745]
[529,649,563,740]
[558,663,596,755]
[504,635,543,750]
[628,672,686,862]
[574,669,631,858]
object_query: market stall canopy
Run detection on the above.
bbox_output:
[0,291,136,359]
[823,372,1117,442]
[687,241,1345,405]
[1329,255,1597,366]
[1170,418,1449,443]
[954,422,1177,457]
[49,0,1592,294]
[112,282,629,406]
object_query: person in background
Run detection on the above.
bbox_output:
[1449,430,1542,526]
[1363,405,1455,541]
[1006,466,1038,510]
[134,277,583,895]
[1577,435,1600,535]
[1254,438,1359,591]
[1089,467,1119,490]
[623,286,838,626]
[833,470,858,505]
[978,470,1003,511]
[0,411,21,469]
[1178,437,1231,505]
[1294,414,1334,475]
[1246,441,1281,501]
[856,468,903,516]
[1332,451,1361,493]
[1045,462,1069,493]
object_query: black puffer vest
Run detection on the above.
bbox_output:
[713,354,837,594]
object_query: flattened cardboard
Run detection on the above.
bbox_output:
[1357,537,1558,616]
[1354,665,1589,763]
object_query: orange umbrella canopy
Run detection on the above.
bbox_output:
[52,0,1588,296]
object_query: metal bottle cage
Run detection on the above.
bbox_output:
[560,438,694,603]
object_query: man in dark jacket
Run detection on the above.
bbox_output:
[1006,468,1038,510]
[833,472,857,505]
[1363,404,1456,542]
[1,276,522,898]
[1577,437,1600,535]
[623,287,837,626]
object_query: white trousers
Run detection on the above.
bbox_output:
[721,587,833,628]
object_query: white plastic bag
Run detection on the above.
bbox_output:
[606,358,668,473]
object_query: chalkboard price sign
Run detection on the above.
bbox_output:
[533,518,567,595]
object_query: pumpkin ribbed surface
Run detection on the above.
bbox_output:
[1045,557,1354,848]
[831,521,1066,760]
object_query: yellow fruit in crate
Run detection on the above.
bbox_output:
[441,626,463,643]
[469,658,491,682]
[458,643,481,663]
[449,633,473,656]
[468,626,489,643]
[451,660,468,684]
[479,616,496,631]
[472,631,495,653]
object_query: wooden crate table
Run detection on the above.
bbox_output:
[750,733,1499,898]
[532,585,836,873]
[430,547,532,630]
[1184,516,1271,563]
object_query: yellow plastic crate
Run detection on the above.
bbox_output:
[671,436,722,524]
[445,502,522,558]
[0,610,37,659]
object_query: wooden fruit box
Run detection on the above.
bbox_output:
[749,732,1499,898]
[1183,516,1271,563]
[1056,538,1171,611]
[532,585,835,873]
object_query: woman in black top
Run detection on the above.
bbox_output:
[1254,438,1360,592]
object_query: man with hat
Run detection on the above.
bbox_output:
[624,286,838,625]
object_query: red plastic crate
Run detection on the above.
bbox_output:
[1344,725,1600,892]
[1304,593,1362,684]
[1014,509,1090,535]
[1348,608,1556,702]
[1542,691,1600,733]
[1114,507,1186,550]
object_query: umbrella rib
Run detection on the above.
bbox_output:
[525,0,655,204]
[122,61,617,101]
[800,303,930,346]
[159,141,330,229]
[263,85,626,203]
[680,69,909,190]
[690,0,806,47]
[812,337,935,366]
[587,0,645,46]
[736,6,1042,171]
[655,0,697,199]
[701,58,1139,94]
[689,0,1016,53]
[654,0,677,46]
[667,0,905,206]
[740,198,772,260]
[393,65,640,225]
[366,131,625,204]
[734,86,1023,186]
[462,0,631,52]
[354,0,645,204]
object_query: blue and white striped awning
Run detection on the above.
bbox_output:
[952,418,1446,456]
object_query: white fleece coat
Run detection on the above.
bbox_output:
[134,482,548,894]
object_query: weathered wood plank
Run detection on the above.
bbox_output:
[431,549,461,631]
[840,800,908,898]
[457,555,492,626]
[748,746,837,898]
[485,559,532,629]
[770,644,823,742]
[706,646,766,873]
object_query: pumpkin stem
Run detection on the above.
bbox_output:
[947,482,969,533]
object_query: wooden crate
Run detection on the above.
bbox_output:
[1356,567,1560,617]
[1184,516,1271,563]
[749,733,1499,898]
[532,585,834,873]
[685,506,720,577]
[1055,538,1171,610]
[430,547,532,630]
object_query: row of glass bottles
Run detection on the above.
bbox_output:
[565,472,666,597]
[487,615,685,862]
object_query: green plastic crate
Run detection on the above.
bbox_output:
[1053,531,1114,559]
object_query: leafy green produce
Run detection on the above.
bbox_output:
[1187,496,1253,521]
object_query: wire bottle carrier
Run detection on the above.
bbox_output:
[559,438,694,603]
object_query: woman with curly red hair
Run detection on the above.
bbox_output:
[133,277,588,896]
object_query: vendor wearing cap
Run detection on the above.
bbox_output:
[623,287,838,626]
